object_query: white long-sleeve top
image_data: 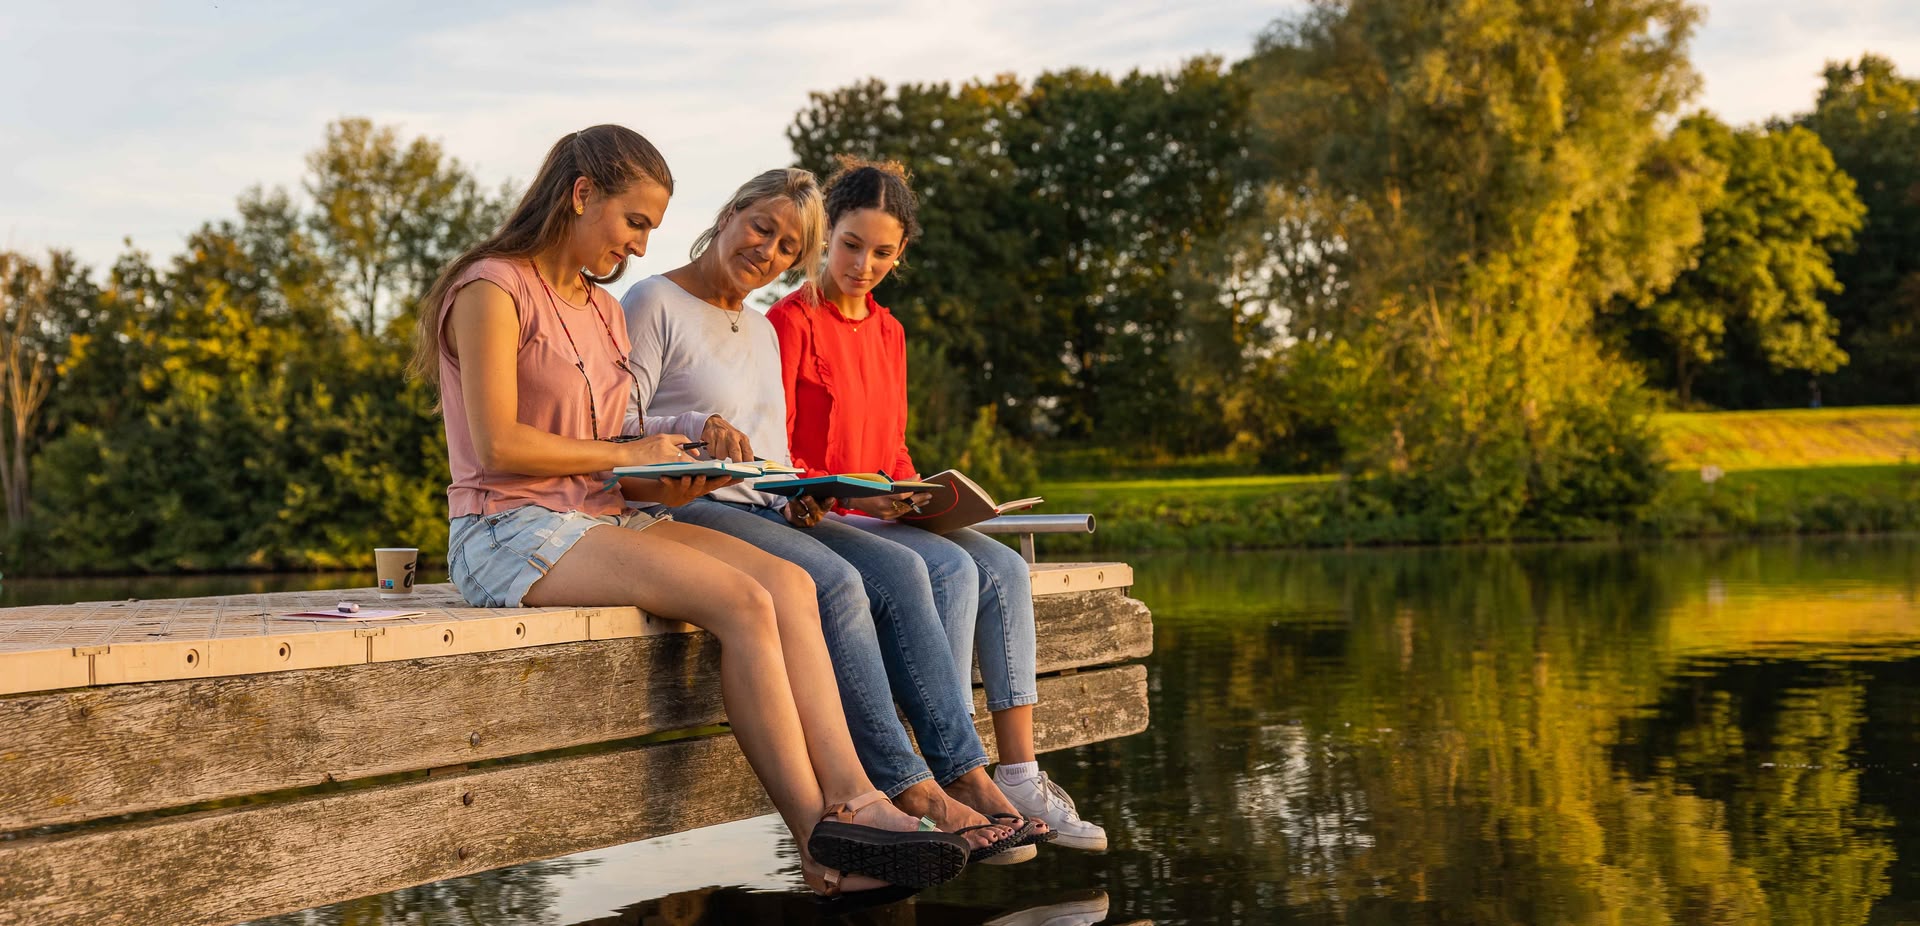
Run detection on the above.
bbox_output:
[621,274,792,508]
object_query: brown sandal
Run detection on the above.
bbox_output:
[806,790,969,889]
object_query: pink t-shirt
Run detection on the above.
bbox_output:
[438,258,631,518]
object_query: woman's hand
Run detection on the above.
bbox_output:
[654,475,734,507]
[783,495,836,529]
[617,433,698,466]
[845,492,933,521]
[701,415,754,463]
[618,474,736,506]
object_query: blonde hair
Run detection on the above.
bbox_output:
[410,125,673,387]
[690,167,826,293]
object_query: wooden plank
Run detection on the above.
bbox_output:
[1029,588,1154,677]
[0,648,88,694]
[366,608,593,662]
[0,665,1148,926]
[1029,562,1131,595]
[0,590,1152,832]
[0,565,1130,695]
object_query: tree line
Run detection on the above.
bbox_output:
[3,0,1918,571]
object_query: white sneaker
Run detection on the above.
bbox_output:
[995,769,1108,851]
[984,890,1110,926]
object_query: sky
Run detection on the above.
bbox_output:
[3,0,1919,291]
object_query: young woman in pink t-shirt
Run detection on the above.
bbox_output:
[411,127,967,899]
[768,159,1106,850]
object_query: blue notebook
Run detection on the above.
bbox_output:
[755,474,938,501]
[612,460,768,480]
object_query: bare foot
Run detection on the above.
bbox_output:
[947,769,1052,838]
[828,790,930,834]
[892,780,1012,851]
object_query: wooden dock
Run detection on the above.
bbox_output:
[0,562,1153,926]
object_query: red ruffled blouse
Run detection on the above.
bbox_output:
[767,287,918,484]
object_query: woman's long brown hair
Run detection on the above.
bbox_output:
[409,125,673,388]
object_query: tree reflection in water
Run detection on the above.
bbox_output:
[248,538,1920,925]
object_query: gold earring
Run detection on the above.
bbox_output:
[574,203,584,215]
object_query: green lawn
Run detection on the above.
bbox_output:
[1043,473,1332,499]
[1030,408,1920,551]
[1655,406,1920,470]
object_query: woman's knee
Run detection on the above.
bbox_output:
[931,545,979,590]
[868,556,938,616]
[973,539,1032,592]
[765,558,818,610]
[808,556,870,619]
[702,578,781,646]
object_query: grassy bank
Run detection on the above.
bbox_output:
[1034,409,1920,554]
[1655,406,1920,470]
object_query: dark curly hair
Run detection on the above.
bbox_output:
[821,155,922,247]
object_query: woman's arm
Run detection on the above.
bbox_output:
[449,279,687,474]
[619,475,734,506]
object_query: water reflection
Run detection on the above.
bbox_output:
[233,538,1920,923]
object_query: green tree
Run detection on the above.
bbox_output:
[41,247,166,440]
[788,59,1260,447]
[305,117,507,336]
[1247,0,1708,536]
[26,119,485,572]
[1797,54,1920,405]
[1630,115,1863,405]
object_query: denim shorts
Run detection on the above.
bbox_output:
[447,505,672,607]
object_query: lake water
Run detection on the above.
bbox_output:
[29,538,1920,924]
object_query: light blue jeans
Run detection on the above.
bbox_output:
[664,498,990,796]
[834,516,1040,713]
[447,506,672,608]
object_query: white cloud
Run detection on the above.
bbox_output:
[3,0,1916,280]
[1693,0,1920,124]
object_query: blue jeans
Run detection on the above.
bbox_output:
[835,517,1040,713]
[664,498,991,796]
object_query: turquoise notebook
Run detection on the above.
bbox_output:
[612,460,768,480]
[755,474,929,501]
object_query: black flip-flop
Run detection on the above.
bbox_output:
[957,821,1030,864]
[990,812,1058,846]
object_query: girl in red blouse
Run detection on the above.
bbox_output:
[768,159,1107,850]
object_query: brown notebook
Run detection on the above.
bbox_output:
[898,469,1043,534]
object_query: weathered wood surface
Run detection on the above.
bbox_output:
[0,588,1150,832]
[0,664,1148,926]
[1029,587,1153,677]
[0,564,1131,696]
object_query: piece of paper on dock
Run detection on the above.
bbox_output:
[277,609,425,621]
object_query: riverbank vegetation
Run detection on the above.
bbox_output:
[3,1,1919,572]
[1037,408,1920,554]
